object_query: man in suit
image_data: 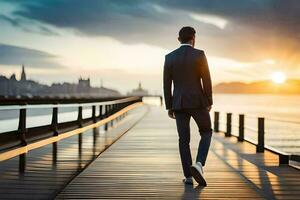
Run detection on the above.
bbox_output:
[163,26,213,186]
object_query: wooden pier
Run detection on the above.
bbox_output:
[0,100,299,199]
[57,105,300,200]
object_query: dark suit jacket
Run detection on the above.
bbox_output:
[163,45,213,110]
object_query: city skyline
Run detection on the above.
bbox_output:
[3,64,118,89]
[0,65,121,97]
[0,1,300,94]
[0,65,153,97]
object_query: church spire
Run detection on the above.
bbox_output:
[21,64,26,81]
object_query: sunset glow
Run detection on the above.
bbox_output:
[272,72,286,84]
[0,1,299,93]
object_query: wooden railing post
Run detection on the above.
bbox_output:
[92,128,98,157]
[110,104,114,127]
[113,104,116,114]
[256,117,265,153]
[104,105,109,131]
[18,108,27,173]
[51,106,58,167]
[115,104,119,122]
[78,132,82,161]
[92,105,96,123]
[19,154,26,173]
[18,108,27,146]
[52,142,57,168]
[99,105,103,119]
[279,154,289,165]
[51,107,58,136]
[225,113,232,137]
[238,114,244,141]
[214,112,219,132]
[105,105,109,118]
[78,106,83,128]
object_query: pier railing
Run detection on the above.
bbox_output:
[0,96,143,172]
[214,111,300,166]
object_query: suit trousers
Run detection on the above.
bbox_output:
[174,108,212,178]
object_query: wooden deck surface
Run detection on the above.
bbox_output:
[0,106,148,200]
[56,105,300,199]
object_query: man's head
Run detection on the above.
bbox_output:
[178,26,196,46]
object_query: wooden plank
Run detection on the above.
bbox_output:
[0,106,147,200]
[57,106,277,199]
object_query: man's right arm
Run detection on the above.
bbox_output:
[199,52,213,107]
[163,55,173,110]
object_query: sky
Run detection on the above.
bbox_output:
[0,0,300,94]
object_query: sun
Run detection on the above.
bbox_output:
[272,72,286,84]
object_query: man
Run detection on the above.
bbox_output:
[163,26,213,186]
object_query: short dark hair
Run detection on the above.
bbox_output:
[179,26,196,43]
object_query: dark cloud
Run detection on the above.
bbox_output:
[0,43,64,68]
[0,14,20,26]
[0,13,59,36]
[9,0,179,46]
[4,0,300,62]
[162,0,300,29]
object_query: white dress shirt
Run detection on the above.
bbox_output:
[180,43,193,47]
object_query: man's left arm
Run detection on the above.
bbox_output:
[163,55,175,118]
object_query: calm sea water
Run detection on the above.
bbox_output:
[212,94,300,155]
[0,95,299,154]
[0,106,94,133]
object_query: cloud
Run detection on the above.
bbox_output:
[0,14,20,26]
[189,13,228,29]
[0,13,59,36]
[2,0,300,63]
[7,0,179,48]
[0,43,64,68]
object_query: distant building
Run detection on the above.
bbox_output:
[127,82,148,96]
[78,77,90,88]
[78,77,91,94]
[20,65,26,82]
[0,65,121,97]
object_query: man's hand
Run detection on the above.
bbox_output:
[168,110,175,119]
[207,105,212,112]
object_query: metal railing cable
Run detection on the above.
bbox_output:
[244,114,300,125]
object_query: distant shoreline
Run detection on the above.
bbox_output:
[213,79,300,95]
[213,92,300,95]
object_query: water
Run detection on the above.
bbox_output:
[0,95,299,155]
[0,105,94,133]
[212,94,300,155]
